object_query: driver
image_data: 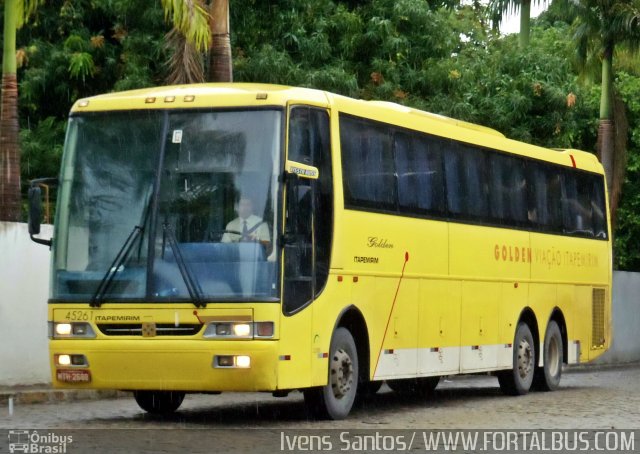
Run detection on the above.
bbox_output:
[221,196,271,244]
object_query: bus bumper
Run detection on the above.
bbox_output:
[49,339,279,392]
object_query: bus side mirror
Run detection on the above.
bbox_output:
[28,177,57,247]
[28,186,43,236]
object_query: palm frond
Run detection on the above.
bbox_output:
[488,0,523,23]
[164,28,205,85]
[161,0,211,52]
[16,0,44,29]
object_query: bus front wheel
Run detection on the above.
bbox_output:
[133,390,185,414]
[498,322,535,396]
[304,327,359,420]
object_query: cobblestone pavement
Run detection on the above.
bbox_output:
[0,364,638,453]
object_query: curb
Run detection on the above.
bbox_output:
[565,360,640,373]
[0,387,129,406]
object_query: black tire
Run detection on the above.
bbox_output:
[133,391,185,414]
[387,376,440,397]
[498,322,535,396]
[533,320,563,391]
[304,327,358,420]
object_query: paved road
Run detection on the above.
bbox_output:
[1,364,638,453]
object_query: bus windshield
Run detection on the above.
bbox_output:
[53,109,282,302]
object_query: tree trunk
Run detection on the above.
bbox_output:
[0,0,22,222]
[597,44,615,212]
[518,0,531,49]
[208,0,233,83]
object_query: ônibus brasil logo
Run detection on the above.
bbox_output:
[8,430,72,453]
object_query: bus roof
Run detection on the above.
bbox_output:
[71,83,603,174]
[71,83,331,112]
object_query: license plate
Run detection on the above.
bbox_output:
[56,369,91,383]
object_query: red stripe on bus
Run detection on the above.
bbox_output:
[373,252,410,376]
[570,154,576,168]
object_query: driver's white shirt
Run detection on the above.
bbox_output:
[221,214,270,243]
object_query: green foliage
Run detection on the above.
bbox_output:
[20,116,65,180]
[15,0,169,206]
[68,51,95,80]
[613,71,640,270]
[425,24,600,150]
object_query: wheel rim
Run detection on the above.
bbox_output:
[517,338,533,380]
[548,336,560,377]
[330,348,354,399]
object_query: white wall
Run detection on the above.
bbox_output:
[0,222,52,385]
[595,271,640,364]
[0,221,639,386]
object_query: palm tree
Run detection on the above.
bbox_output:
[0,0,39,222]
[564,0,640,221]
[490,0,548,48]
[162,0,233,84]
[209,0,232,82]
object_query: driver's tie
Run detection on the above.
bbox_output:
[242,220,249,241]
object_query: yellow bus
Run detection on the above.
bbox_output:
[28,84,611,420]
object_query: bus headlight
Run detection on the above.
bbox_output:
[204,322,253,339]
[55,323,72,336]
[49,322,96,339]
[203,322,275,339]
[233,323,251,337]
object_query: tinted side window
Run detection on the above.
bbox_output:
[561,172,594,237]
[529,163,562,233]
[488,152,528,226]
[340,116,395,210]
[395,132,445,215]
[444,142,489,220]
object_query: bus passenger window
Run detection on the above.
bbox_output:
[395,132,445,215]
[444,143,489,220]
[489,153,527,226]
[340,115,395,211]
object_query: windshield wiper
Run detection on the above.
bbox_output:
[90,225,143,307]
[90,186,153,307]
[162,223,205,308]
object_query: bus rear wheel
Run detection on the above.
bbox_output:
[133,390,185,414]
[533,320,563,391]
[498,322,535,396]
[304,327,359,420]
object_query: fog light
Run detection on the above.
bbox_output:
[217,355,234,367]
[236,356,251,368]
[233,324,251,337]
[71,354,88,366]
[214,355,251,368]
[55,324,72,336]
[57,355,71,366]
